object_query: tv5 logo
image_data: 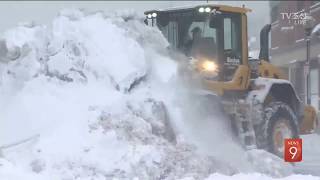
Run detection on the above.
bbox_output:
[284,139,302,162]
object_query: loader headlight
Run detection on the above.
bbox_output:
[202,60,218,72]
[198,7,205,13]
[146,12,157,19]
[152,12,157,18]
[198,7,213,13]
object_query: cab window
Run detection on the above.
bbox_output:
[159,21,179,49]
[183,20,218,60]
[221,14,242,81]
[223,15,242,65]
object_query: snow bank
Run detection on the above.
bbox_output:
[205,173,319,180]
[0,9,236,180]
[0,9,315,180]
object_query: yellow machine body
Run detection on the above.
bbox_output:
[144,4,317,151]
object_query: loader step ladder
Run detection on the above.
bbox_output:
[236,100,257,150]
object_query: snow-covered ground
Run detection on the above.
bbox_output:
[0,9,319,180]
[294,134,320,176]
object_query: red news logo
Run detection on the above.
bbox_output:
[284,138,302,162]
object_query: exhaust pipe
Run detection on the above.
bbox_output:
[259,24,271,62]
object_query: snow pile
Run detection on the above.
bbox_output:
[0,9,317,180]
[204,173,319,180]
[0,9,238,180]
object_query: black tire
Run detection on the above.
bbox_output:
[255,101,299,157]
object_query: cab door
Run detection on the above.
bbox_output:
[213,13,243,81]
[223,15,243,81]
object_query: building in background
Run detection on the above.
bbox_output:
[269,1,320,110]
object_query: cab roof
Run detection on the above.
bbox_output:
[144,4,252,15]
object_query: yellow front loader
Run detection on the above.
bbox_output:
[144,4,318,157]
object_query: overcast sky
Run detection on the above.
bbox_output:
[0,1,270,49]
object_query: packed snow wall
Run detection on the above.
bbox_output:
[0,9,317,180]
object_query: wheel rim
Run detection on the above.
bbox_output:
[272,118,293,156]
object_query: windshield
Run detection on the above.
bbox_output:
[157,12,242,58]
[156,11,242,81]
[158,15,218,61]
[184,19,218,61]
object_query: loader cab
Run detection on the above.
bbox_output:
[145,5,250,81]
